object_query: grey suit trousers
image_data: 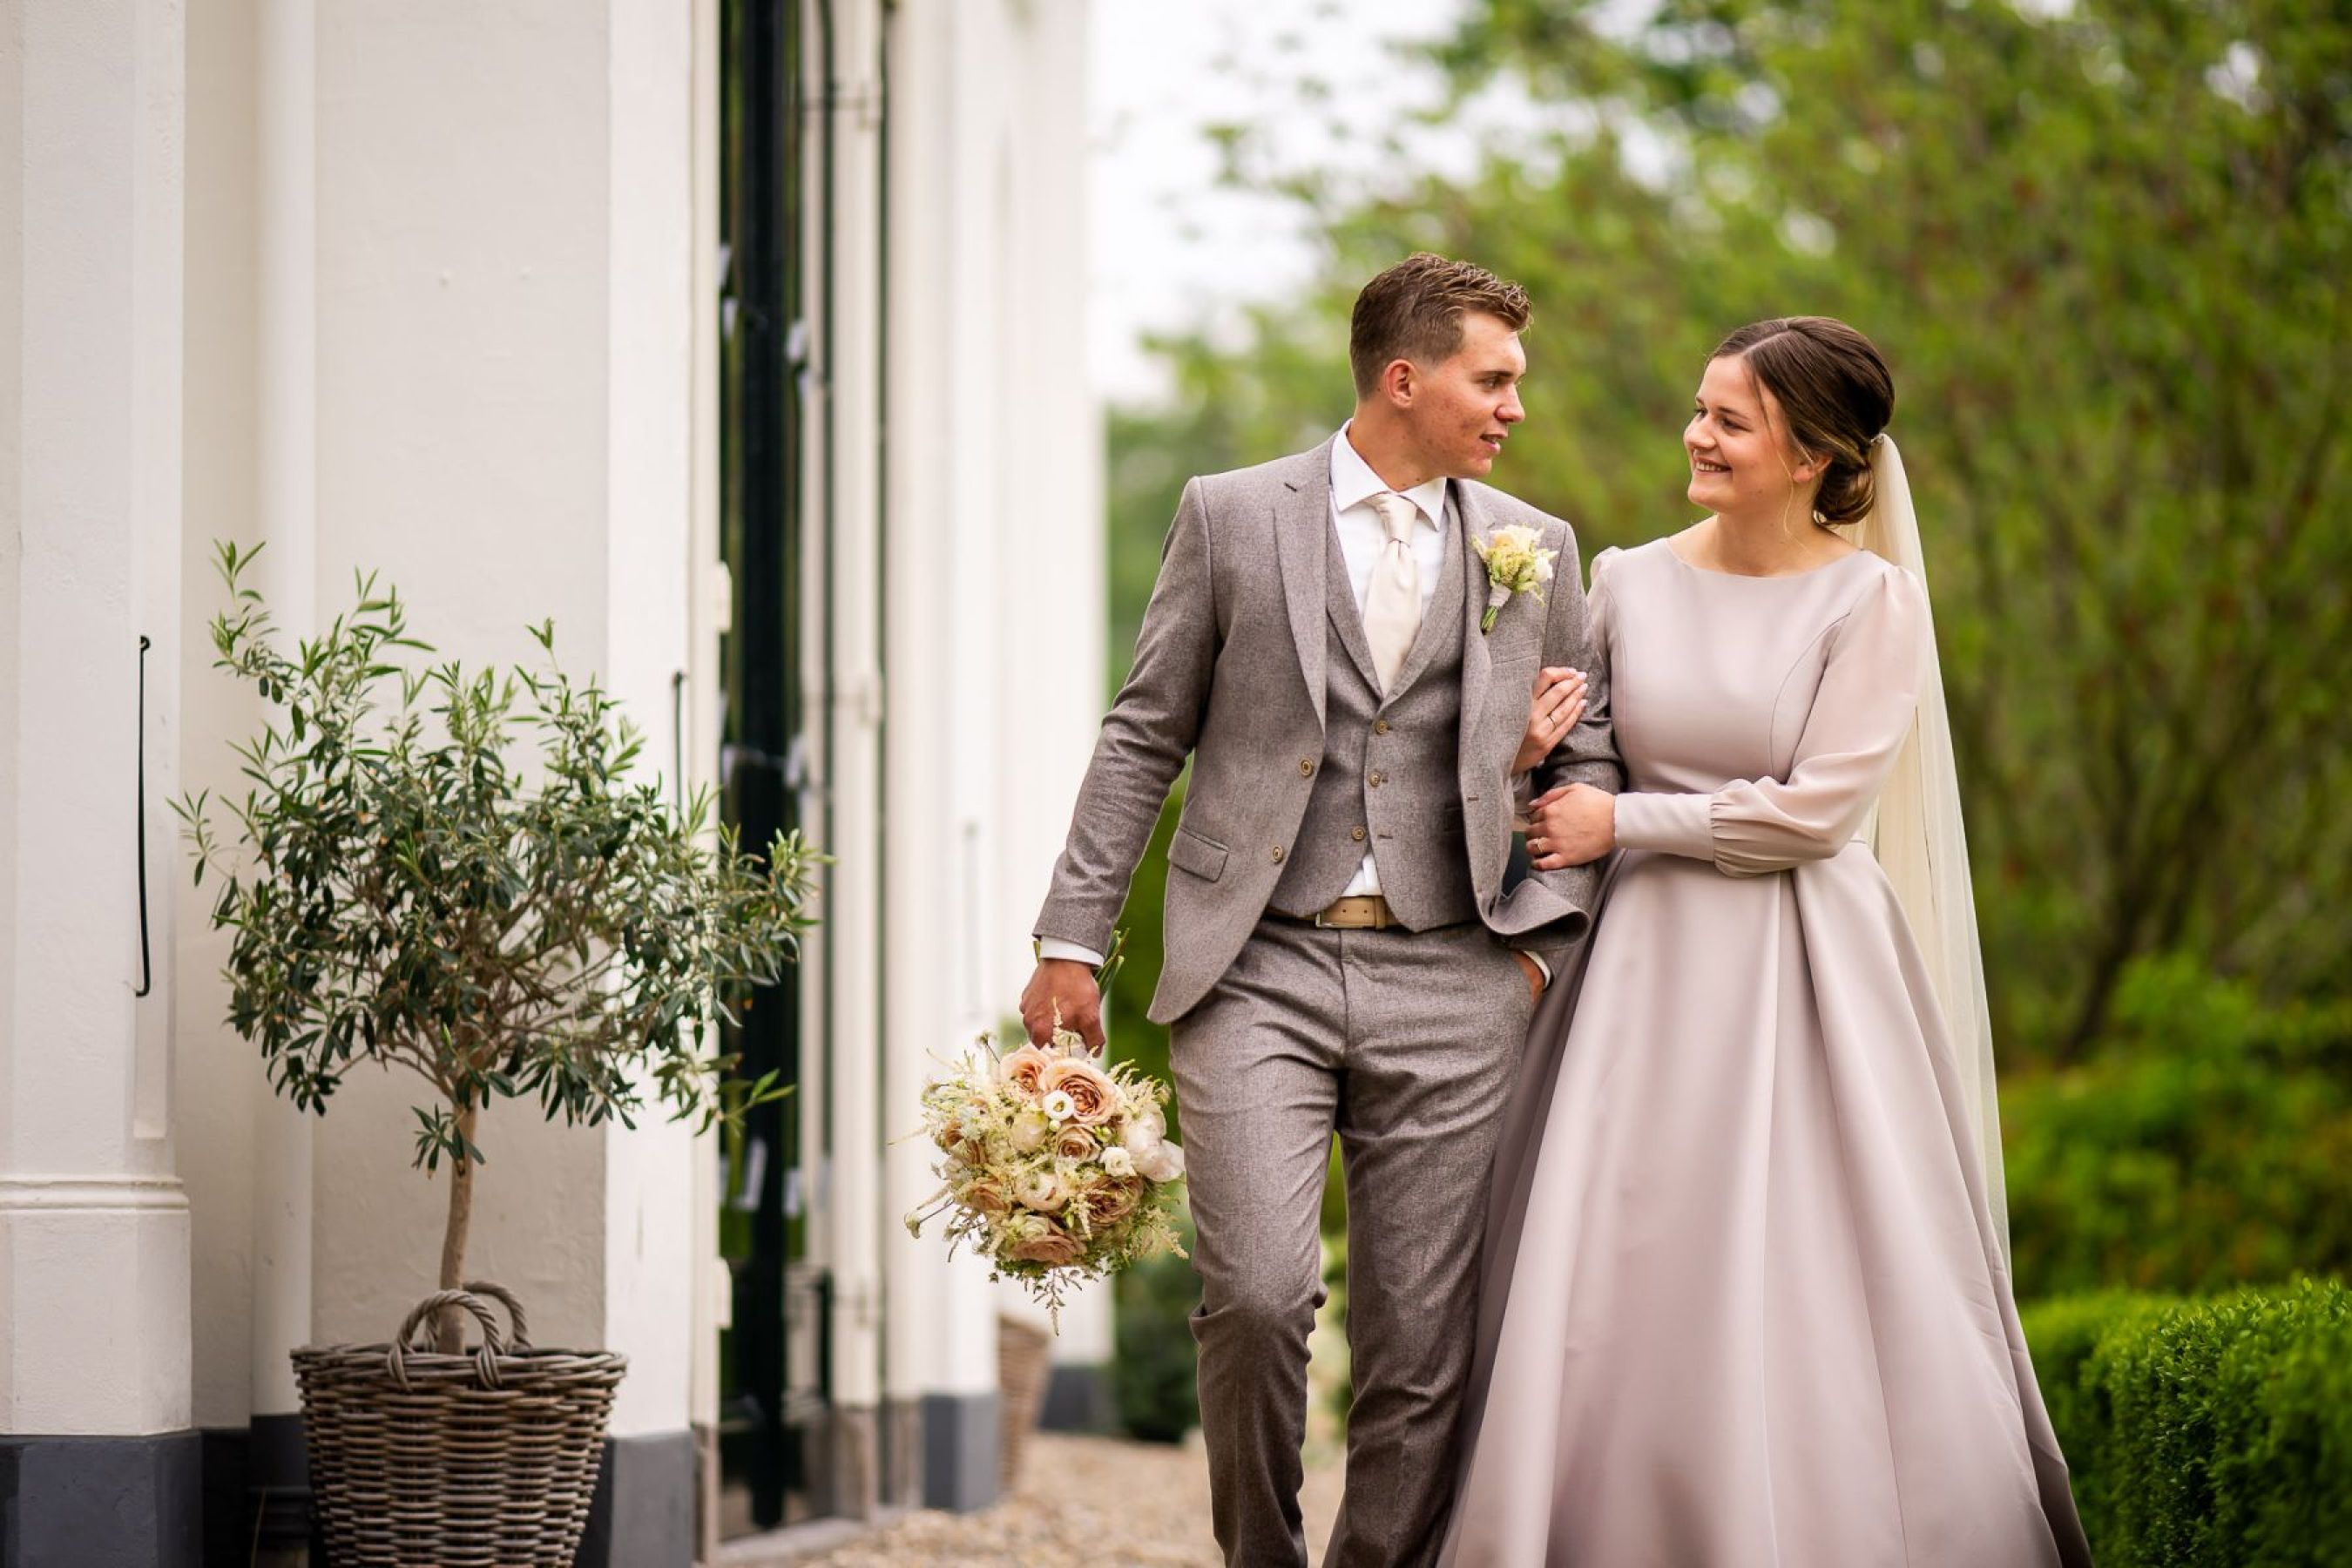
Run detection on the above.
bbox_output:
[1174,915,1537,1568]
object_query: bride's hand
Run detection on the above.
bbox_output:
[1512,666,1587,775]
[1525,782,1615,869]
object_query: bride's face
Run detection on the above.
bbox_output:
[1684,355,1817,517]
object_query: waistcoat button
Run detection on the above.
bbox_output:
[1350,826,1367,842]
[1270,845,1286,863]
[1299,759,1314,776]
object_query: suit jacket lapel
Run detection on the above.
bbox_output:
[1324,538,1382,693]
[1454,481,1494,774]
[1273,441,1335,731]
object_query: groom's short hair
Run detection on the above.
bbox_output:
[1349,253,1531,397]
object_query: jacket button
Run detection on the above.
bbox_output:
[1369,771,1386,787]
[1299,759,1315,776]
[1270,845,1286,863]
[1350,826,1367,842]
[1373,719,1390,735]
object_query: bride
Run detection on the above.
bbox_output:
[1446,317,2093,1565]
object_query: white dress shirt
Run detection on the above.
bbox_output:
[1044,426,1544,983]
[1326,422,1447,897]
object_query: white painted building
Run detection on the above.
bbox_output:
[0,2,1107,1563]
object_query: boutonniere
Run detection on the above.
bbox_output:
[1470,524,1557,632]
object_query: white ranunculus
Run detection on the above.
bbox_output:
[1101,1146,1136,1179]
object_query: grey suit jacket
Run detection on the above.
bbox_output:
[1037,437,1622,1024]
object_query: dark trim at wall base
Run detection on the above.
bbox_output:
[576,1429,697,1568]
[1037,1363,1116,1435]
[919,1391,1000,1513]
[0,1430,202,1568]
[199,1416,314,1564]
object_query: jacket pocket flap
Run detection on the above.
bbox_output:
[1167,827,1229,882]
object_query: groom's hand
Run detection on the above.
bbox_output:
[1020,960,1106,1054]
[1511,950,1546,1001]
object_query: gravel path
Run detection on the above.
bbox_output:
[799,1430,1344,1567]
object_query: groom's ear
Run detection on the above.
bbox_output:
[1380,356,1418,407]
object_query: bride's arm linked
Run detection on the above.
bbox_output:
[1611,568,1924,876]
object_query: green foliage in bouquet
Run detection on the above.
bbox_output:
[2004,957,2352,1297]
[2023,1281,2352,1565]
[175,543,816,1342]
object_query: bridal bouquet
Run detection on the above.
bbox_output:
[904,1020,1187,1325]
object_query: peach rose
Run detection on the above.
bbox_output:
[959,1175,1011,1216]
[1052,1125,1099,1162]
[1074,1176,1142,1230]
[997,1044,1057,1100]
[1009,1220,1087,1267]
[1039,1058,1119,1126]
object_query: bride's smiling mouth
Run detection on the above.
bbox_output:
[1690,455,1730,474]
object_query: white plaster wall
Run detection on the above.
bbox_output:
[305,0,612,1359]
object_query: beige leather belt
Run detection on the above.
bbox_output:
[1297,895,1397,930]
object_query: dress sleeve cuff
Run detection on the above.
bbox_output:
[1612,791,1716,862]
[1037,936,1108,970]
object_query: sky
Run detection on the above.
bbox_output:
[1084,0,1474,404]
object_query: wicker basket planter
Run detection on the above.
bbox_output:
[294,1282,627,1567]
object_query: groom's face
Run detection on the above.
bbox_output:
[1408,310,1527,479]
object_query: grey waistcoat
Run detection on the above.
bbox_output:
[1267,502,1477,928]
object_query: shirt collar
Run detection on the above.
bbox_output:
[1331,422,1447,529]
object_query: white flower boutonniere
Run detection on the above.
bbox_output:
[1471,524,1558,632]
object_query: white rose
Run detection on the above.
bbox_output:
[1015,1167,1068,1212]
[1007,1109,1050,1152]
[1121,1108,1166,1154]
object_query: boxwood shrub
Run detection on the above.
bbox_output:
[2024,1279,2351,1565]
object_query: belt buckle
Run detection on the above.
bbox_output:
[1312,907,1336,929]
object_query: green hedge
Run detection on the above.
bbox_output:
[2024,1280,2352,1565]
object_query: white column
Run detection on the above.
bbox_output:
[817,0,891,1515]
[601,0,700,1446]
[990,0,1115,1382]
[0,0,193,1439]
[247,0,319,1429]
[881,0,1010,1510]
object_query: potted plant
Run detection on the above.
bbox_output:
[175,542,814,1565]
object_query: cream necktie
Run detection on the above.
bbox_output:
[1361,490,1423,694]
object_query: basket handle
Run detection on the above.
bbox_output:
[458,1279,533,1349]
[389,1288,509,1390]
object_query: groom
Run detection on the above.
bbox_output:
[1024,253,1618,1567]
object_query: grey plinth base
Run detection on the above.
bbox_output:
[1037,1362,1116,1435]
[920,1391,1000,1513]
[0,1430,202,1568]
[199,1415,314,1566]
[576,1428,698,1568]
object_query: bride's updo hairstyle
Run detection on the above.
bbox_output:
[1712,316,1894,527]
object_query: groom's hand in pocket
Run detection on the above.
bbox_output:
[1020,960,1106,1054]
[1512,950,1546,1001]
